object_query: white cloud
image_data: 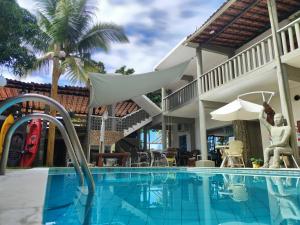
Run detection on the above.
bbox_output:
[93,0,224,73]
[13,0,224,83]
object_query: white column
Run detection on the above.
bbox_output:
[161,88,167,150]
[196,47,208,160]
[267,0,298,159]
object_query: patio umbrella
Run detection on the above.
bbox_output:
[210,99,263,121]
[210,91,275,121]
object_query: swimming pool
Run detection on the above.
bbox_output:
[43,168,300,225]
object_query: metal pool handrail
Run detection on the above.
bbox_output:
[0,94,95,193]
[0,113,84,186]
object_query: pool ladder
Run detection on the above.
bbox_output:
[0,94,95,194]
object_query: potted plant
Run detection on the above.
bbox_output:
[250,157,263,168]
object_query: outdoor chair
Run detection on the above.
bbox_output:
[163,148,177,166]
[220,140,245,168]
[279,152,299,168]
[150,151,168,167]
[131,151,151,167]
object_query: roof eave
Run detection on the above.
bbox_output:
[183,0,237,46]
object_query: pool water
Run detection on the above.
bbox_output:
[43,168,300,225]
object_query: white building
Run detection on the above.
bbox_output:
[155,0,300,166]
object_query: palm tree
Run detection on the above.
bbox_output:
[115,66,135,75]
[35,0,128,166]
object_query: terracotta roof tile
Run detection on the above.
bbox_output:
[1,79,139,116]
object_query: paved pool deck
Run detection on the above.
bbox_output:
[0,168,48,225]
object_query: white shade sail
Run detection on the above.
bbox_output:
[210,99,263,121]
[88,60,191,108]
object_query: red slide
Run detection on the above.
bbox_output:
[20,119,42,167]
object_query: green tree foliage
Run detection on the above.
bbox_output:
[115,66,135,75]
[147,91,161,106]
[0,0,46,76]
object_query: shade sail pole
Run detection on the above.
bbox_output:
[86,82,93,163]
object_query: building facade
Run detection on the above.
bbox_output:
[155,0,300,165]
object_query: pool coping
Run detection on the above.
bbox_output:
[0,168,49,225]
[48,166,300,177]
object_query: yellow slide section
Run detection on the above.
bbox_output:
[0,114,14,156]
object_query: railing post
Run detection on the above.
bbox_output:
[242,53,246,74]
[267,37,274,60]
[221,64,225,82]
[281,31,288,54]
[261,41,267,64]
[233,58,238,78]
[251,48,257,68]
[237,55,242,76]
[288,27,295,52]
[256,45,262,67]
[246,51,251,71]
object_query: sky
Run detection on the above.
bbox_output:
[4,0,225,85]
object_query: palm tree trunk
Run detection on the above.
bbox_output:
[46,57,61,166]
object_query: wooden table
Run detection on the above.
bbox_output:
[97,152,130,167]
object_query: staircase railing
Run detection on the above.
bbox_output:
[163,79,198,111]
[91,109,150,134]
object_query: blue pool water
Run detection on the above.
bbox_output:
[43,168,300,225]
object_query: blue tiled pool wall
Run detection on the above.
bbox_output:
[44,169,300,225]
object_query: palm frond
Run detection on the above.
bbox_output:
[37,11,52,32]
[48,0,78,44]
[20,53,51,79]
[62,56,88,84]
[77,23,129,53]
[73,0,97,33]
[82,58,104,73]
[35,0,58,20]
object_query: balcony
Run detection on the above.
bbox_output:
[163,18,300,112]
[163,79,198,112]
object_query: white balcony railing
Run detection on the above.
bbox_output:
[278,17,300,55]
[163,79,198,111]
[199,35,275,93]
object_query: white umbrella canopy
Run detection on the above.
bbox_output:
[210,99,264,121]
